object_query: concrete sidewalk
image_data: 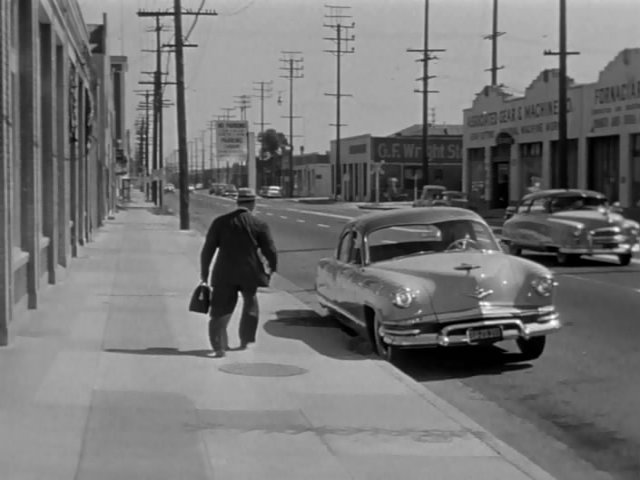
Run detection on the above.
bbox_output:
[0,190,555,480]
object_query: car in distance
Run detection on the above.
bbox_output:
[419,190,470,209]
[187,184,195,193]
[315,207,561,362]
[163,183,175,193]
[501,189,640,266]
[260,185,283,198]
[221,184,238,198]
[412,185,446,207]
[208,183,225,195]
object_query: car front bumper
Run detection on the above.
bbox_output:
[559,243,640,255]
[381,306,561,348]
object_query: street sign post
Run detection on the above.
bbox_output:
[371,161,385,204]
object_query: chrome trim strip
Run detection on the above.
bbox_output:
[382,315,561,347]
[315,294,367,327]
[409,305,557,324]
[559,246,635,254]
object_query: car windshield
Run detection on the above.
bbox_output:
[550,194,608,212]
[366,219,499,263]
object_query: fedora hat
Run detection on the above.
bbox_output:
[236,187,257,203]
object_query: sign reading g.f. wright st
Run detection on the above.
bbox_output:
[216,120,248,159]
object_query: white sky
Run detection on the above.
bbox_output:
[77,0,640,157]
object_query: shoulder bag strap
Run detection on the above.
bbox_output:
[241,218,271,275]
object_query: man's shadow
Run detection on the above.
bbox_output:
[104,347,216,358]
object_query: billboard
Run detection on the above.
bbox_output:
[216,120,248,158]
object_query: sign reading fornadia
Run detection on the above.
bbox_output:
[216,121,248,157]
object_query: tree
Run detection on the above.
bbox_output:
[259,129,288,185]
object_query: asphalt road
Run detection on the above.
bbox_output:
[168,191,640,480]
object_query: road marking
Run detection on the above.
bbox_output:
[296,219,305,223]
[280,215,288,219]
[265,212,273,216]
[317,224,330,228]
[285,207,353,221]
[563,274,640,293]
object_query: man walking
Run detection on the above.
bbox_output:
[200,188,278,357]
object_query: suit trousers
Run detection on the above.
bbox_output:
[208,284,259,351]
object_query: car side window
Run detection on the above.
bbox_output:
[337,231,353,262]
[350,232,363,264]
[529,197,549,213]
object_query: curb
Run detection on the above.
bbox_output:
[376,361,557,480]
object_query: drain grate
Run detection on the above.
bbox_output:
[219,362,308,377]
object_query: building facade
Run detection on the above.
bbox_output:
[463,48,640,212]
[0,0,124,345]
[328,125,463,202]
[292,152,331,197]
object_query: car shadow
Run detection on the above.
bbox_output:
[263,309,372,360]
[397,344,533,381]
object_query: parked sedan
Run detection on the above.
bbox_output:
[501,189,640,266]
[261,185,283,198]
[315,207,561,362]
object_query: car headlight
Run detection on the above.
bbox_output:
[531,276,556,297]
[572,225,584,237]
[392,289,415,308]
[624,221,640,236]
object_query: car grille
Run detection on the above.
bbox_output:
[591,227,621,237]
[590,227,624,246]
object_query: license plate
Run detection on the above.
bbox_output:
[468,326,503,342]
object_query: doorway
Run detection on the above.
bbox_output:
[491,162,510,208]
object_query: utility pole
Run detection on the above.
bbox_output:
[207,119,216,180]
[484,0,505,86]
[138,4,217,230]
[279,51,304,198]
[200,130,206,186]
[408,0,445,188]
[253,81,273,188]
[544,0,579,189]
[135,90,153,199]
[220,107,235,121]
[324,4,355,201]
[234,94,251,121]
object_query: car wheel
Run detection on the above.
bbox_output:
[516,336,546,361]
[557,252,579,266]
[370,313,401,363]
[618,253,632,266]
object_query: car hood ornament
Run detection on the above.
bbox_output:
[466,286,494,300]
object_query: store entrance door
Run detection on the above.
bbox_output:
[491,162,510,208]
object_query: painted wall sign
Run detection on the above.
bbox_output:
[371,137,462,164]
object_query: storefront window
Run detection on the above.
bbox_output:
[631,134,640,207]
[467,148,485,204]
[587,136,618,201]
[520,142,543,195]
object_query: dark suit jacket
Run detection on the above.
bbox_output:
[200,208,278,288]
